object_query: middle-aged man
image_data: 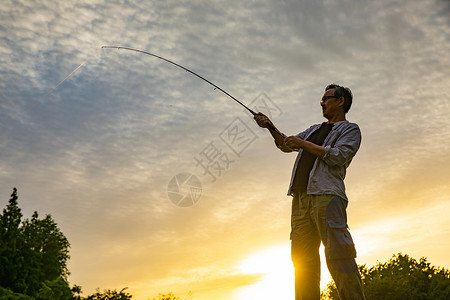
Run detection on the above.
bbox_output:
[254,84,365,300]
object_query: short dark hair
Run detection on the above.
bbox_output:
[325,84,353,113]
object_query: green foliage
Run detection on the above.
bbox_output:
[22,212,71,279]
[72,285,83,300]
[0,188,73,298]
[321,281,339,300]
[36,277,74,300]
[0,188,25,291]
[0,286,33,299]
[84,287,133,300]
[151,292,182,300]
[321,253,450,300]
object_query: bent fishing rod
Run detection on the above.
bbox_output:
[101,46,286,138]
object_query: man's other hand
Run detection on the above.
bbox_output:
[254,112,274,128]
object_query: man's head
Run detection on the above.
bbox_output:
[325,84,353,113]
[320,84,353,122]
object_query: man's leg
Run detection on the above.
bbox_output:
[320,196,366,300]
[326,259,365,300]
[291,193,322,300]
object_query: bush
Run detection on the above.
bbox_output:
[321,253,450,300]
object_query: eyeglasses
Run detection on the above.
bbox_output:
[321,96,337,103]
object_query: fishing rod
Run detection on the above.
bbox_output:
[101,45,286,138]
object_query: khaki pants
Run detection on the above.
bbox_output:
[291,193,365,300]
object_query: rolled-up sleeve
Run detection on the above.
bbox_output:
[322,125,361,167]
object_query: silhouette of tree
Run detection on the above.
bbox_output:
[0,188,26,292]
[0,188,73,298]
[0,285,33,299]
[36,277,75,300]
[321,253,450,300]
[85,287,132,300]
[151,292,191,300]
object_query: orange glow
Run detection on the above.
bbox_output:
[232,244,332,300]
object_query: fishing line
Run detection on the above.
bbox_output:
[101,45,286,138]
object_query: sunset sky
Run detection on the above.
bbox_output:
[1,0,449,299]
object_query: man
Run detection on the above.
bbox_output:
[254,84,365,300]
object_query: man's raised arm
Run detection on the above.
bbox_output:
[253,112,292,152]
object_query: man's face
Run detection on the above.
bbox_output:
[320,88,341,119]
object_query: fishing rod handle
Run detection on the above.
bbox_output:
[266,123,287,138]
[253,111,286,138]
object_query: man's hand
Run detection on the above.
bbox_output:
[253,112,274,129]
[285,136,326,158]
[284,136,302,151]
[254,112,291,151]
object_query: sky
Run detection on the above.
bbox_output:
[1,0,450,299]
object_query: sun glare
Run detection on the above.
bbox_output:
[233,244,332,300]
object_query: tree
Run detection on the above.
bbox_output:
[152,293,180,300]
[21,212,71,283]
[0,188,26,292]
[0,188,73,298]
[84,287,133,300]
[321,253,450,300]
[151,292,192,300]
[0,286,33,299]
[36,277,74,300]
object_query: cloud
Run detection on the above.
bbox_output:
[353,199,450,267]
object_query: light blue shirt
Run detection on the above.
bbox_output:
[280,121,362,201]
